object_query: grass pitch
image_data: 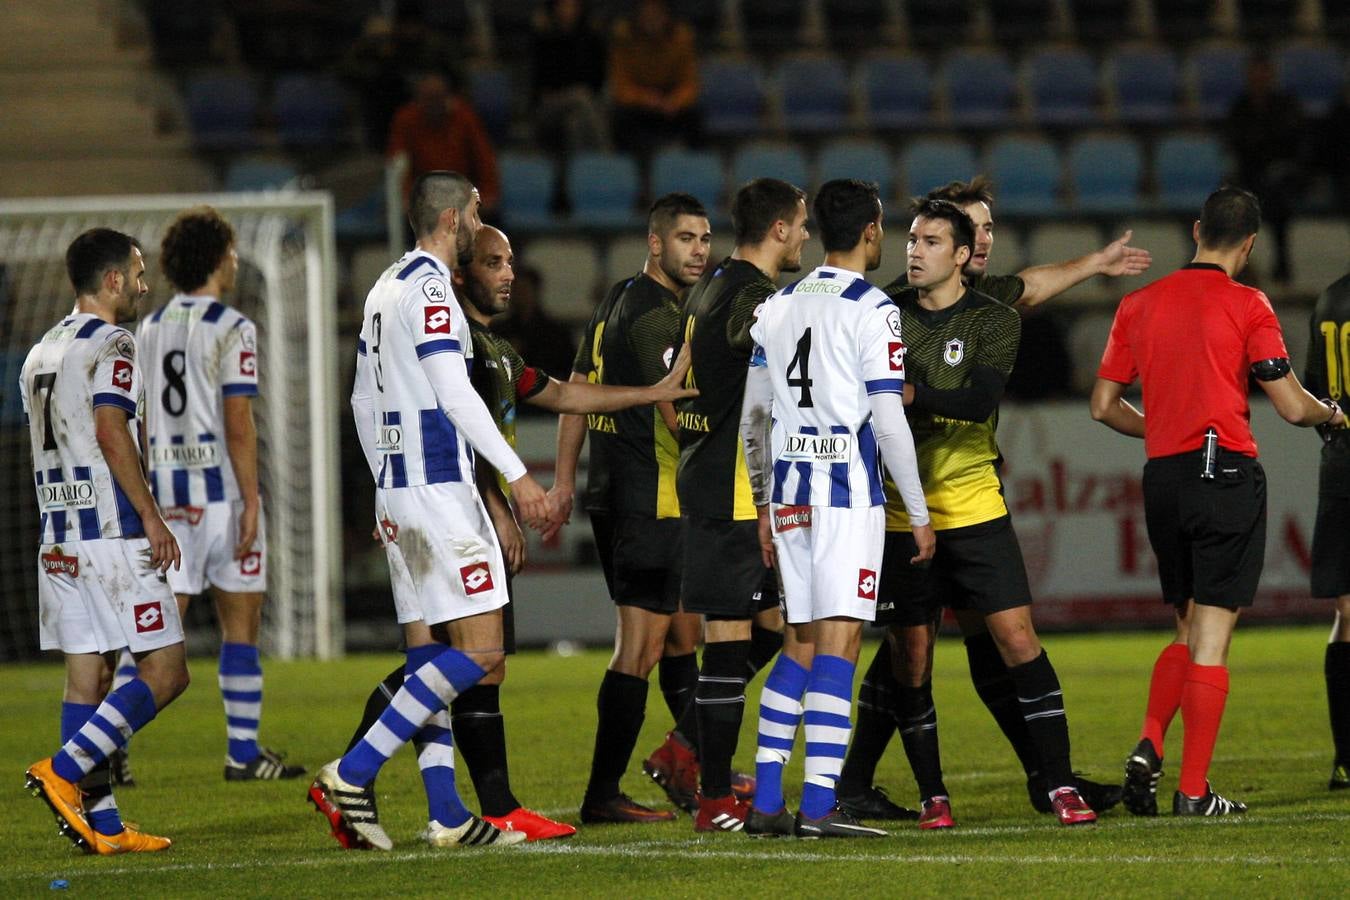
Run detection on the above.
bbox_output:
[4,626,1350,898]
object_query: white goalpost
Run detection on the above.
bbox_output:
[0,192,343,660]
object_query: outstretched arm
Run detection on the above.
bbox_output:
[1089,377,1145,437]
[1016,230,1153,309]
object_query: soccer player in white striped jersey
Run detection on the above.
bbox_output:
[23,228,190,854]
[739,180,935,838]
[309,171,549,851]
[137,207,304,782]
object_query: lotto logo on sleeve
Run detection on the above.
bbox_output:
[857,569,877,601]
[460,562,494,596]
[112,360,133,389]
[239,351,256,376]
[240,551,262,576]
[134,601,165,634]
[888,342,906,371]
[425,307,452,334]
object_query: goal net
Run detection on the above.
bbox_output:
[0,193,342,660]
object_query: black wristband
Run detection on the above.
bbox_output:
[1321,398,1340,425]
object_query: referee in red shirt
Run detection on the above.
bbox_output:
[1090,187,1344,817]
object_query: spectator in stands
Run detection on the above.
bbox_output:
[1226,55,1305,284]
[530,0,610,156]
[387,71,501,214]
[607,0,701,161]
[497,265,578,398]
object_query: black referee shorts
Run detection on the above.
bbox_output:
[1312,453,1350,598]
[681,516,779,619]
[611,514,682,614]
[1143,450,1267,610]
[874,515,1032,629]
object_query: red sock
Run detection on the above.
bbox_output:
[1140,642,1190,757]
[1178,664,1230,798]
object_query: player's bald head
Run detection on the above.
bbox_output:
[472,225,510,262]
[408,171,475,238]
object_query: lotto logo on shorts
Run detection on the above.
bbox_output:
[134,601,165,633]
[888,341,906,371]
[112,360,133,389]
[40,547,79,577]
[774,505,812,532]
[240,551,262,576]
[424,307,451,334]
[239,351,256,376]
[857,569,877,601]
[460,562,494,596]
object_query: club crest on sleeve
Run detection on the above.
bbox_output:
[424,307,452,334]
[422,280,447,304]
[460,562,494,595]
[857,568,877,600]
[112,359,133,389]
[944,338,965,366]
[888,341,906,371]
[134,601,165,633]
[114,334,136,360]
[239,351,256,376]
[886,308,902,337]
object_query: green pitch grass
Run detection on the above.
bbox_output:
[4,626,1349,898]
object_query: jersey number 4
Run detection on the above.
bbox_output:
[786,328,814,408]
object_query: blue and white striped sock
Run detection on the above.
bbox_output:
[51,679,157,782]
[800,654,855,819]
[112,649,137,691]
[220,642,262,764]
[415,711,471,828]
[754,654,809,814]
[61,702,123,836]
[338,646,484,787]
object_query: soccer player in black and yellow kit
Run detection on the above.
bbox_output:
[1305,271,1350,790]
[335,225,694,841]
[865,200,1097,827]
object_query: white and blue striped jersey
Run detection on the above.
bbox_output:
[749,265,909,509]
[353,249,526,489]
[137,295,258,507]
[21,313,147,541]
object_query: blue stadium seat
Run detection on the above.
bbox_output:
[1068,134,1143,213]
[1154,133,1227,212]
[224,158,300,192]
[900,137,978,199]
[1109,46,1181,124]
[942,49,1018,127]
[468,66,513,144]
[183,72,259,151]
[777,55,852,133]
[1275,41,1346,116]
[567,153,642,229]
[499,152,556,230]
[731,143,810,193]
[985,135,1061,216]
[335,186,387,243]
[702,58,768,136]
[1025,46,1100,127]
[272,74,348,148]
[651,148,724,209]
[817,139,894,198]
[858,54,933,131]
[1187,42,1249,119]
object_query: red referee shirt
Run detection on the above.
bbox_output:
[1098,263,1288,459]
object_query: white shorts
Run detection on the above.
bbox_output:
[38,538,184,655]
[376,481,508,627]
[770,503,885,625]
[162,500,267,595]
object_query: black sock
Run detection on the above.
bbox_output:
[747,624,783,678]
[344,664,405,754]
[1327,642,1350,764]
[450,684,519,817]
[695,640,751,798]
[585,670,649,802]
[661,651,699,744]
[965,632,1040,778]
[1008,650,1073,790]
[895,678,946,801]
[839,641,897,791]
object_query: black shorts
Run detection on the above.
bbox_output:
[589,511,615,597]
[681,516,780,619]
[501,572,516,655]
[874,515,1032,629]
[611,515,682,614]
[1143,450,1266,610]
[1311,473,1350,598]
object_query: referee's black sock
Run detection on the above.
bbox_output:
[895,679,946,801]
[1326,642,1350,764]
[661,652,700,746]
[747,624,784,678]
[965,632,1039,778]
[1008,650,1074,790]
[344,664,405,754]
[839,640,898,792]
[451,684,519,817]
[695,640,751,798]
[585,669,648,802]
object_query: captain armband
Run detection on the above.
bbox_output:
[1249,357,1291,381]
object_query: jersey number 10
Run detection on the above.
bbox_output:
[1319,321,1350,401]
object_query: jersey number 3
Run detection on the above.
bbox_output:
[786,327,814,408]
